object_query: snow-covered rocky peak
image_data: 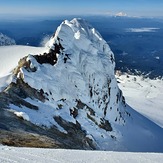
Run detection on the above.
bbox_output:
[4,18,128,149]
[43,18,118,103]
[47,18,114,66]
[0,33,16,46]
[20,18,126,127]
[1,18,163,151]
[51,18,115,73]
[115,12,127,17]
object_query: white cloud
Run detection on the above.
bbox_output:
[126,28,160,32]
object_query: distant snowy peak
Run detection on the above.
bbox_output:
[0,33,16,46]
[115,12,127,17]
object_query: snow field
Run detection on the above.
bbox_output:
[117,74,163,128]
[0,146,163,163]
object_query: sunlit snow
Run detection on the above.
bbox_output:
[0,146,163,163]
[117,74,163,128]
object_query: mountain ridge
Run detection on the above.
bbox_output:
[0,18,163,152]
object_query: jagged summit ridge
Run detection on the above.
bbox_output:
[19,18,126,124]
[47,18,115,68]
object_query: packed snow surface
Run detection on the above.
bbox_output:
[8,18,128,150]
[0,146,163,163]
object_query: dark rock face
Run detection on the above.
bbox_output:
[54,116,96,149]
[34,50,57,66]
[0,107,62,148]
[5,79,45,102]
[0,107,95,149]
[0,79,46,110]
[34,37,64,65]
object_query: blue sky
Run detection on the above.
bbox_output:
[0,0,163,18]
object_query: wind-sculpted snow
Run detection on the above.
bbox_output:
[0,18,163,152]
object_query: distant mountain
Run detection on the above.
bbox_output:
[0,18,163,152]
[0,33,16,46]
[115,12,127,17]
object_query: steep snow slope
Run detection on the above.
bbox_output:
[117,73,163,128]
[0,18,163,152]
[0,146,163,163]
[0,33,16,46]
[5,18,127,150]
